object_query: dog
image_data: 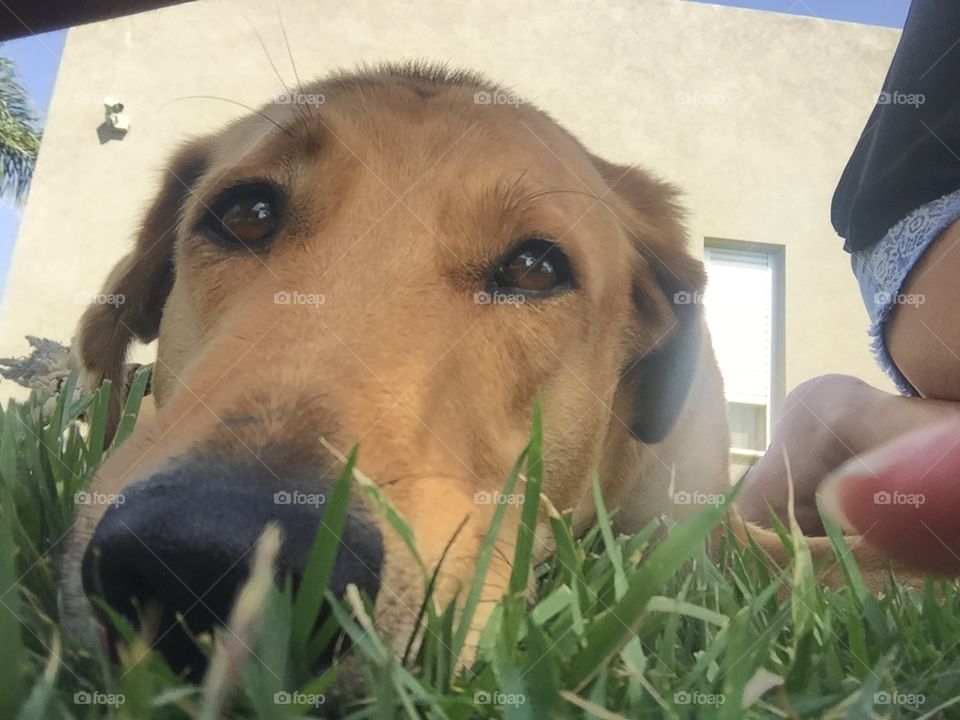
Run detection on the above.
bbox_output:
[60,63,905,679]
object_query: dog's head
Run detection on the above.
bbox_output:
[63,64,709,676]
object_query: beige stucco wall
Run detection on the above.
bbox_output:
[0,0,898,401]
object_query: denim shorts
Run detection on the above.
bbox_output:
[851,187,960,395]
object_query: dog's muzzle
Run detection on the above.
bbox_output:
[80,452,383,679]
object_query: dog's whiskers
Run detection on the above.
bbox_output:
[274,0,319,126]
[243,13,294,103]
[493,546,516,571]
[401,514,470,665]
[162,95,293,138]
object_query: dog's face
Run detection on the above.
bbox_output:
[63,65,707,676]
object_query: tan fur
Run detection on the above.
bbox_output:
[63,64,901,662]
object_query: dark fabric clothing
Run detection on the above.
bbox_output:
[832,0,960,252]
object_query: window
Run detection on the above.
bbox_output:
[703,242,785,480]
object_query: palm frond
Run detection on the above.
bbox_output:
[0,54,41,204]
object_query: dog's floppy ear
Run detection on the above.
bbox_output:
[73,139,210,426]
[592,156,707,444]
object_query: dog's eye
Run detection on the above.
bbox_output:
[492,239,573,295]
[202,183,280,247]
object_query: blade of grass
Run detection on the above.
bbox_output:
[111,367,151,448]
[84,381,111,470]
[292,447,356,655]
[402,515,469,667]
[320,436,428,578]
[451,447,528,657]
[565,490,731,688]
[592,472,627,602]
[15,633,61,720]
[507,400,543,599]
[0,487,25,715]
[547,504,588,638]
[782,451,815,640]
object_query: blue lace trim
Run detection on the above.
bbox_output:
[851,187,960,395]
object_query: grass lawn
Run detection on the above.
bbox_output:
[1,372,959,719]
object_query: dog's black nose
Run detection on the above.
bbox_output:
[81,462,383,679]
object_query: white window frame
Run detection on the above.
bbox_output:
[703,239,785,463]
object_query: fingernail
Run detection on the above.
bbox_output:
[817,417,960,536]
[817,459,868,534]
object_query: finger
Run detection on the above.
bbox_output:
[819,416,960,575]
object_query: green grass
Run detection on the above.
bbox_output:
[2,375,960,719]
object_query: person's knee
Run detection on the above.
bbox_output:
[776,374,873,432]
[739,373,880,533]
